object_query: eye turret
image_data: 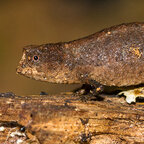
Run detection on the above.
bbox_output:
[33,55,39,61]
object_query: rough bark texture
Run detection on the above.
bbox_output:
[0,93,144,144]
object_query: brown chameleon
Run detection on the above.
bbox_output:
[16,22,144,103]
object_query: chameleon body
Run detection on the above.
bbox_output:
[17,22,144,103]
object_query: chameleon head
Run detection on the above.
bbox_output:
[16,44,80,83]
[16,44,67,82]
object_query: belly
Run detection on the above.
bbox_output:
[90,62,144,87]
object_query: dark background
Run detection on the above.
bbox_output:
[1,0,144,95]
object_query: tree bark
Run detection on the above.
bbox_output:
[0,93,144,144]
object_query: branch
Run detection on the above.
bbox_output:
[0,93,144,144]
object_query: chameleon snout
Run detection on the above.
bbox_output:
[16,65,23,75]
[16,62,31,75]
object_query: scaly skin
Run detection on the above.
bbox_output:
[17,22,144,88]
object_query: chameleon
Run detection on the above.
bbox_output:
[16,22,144,103]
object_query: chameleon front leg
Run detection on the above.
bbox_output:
[74,80,104,101]
[87,79,104,95]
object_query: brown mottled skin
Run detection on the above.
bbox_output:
[17,22,144,89]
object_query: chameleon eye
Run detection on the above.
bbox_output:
[33,55,39,61]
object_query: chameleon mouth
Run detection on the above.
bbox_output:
[16,65,23,75]
[16,65,32,77]
[16,64,46,81]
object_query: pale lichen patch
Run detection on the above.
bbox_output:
[16,139,23,144]
[0,126,5,131]
[107,31,111,35]
[118,87,144,103]
[10,130,26,137]
[5,127,27,144]
[6,100,12,104]
[129,45,142,58]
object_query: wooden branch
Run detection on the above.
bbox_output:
[0,93,144,144]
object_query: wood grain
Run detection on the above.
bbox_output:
[0,93,144,144]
